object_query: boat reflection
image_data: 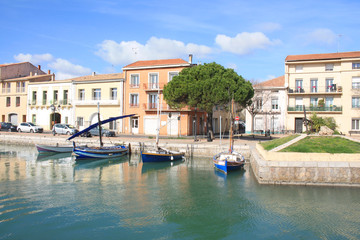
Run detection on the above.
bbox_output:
[141,159,185,174]
[36,152,73,161]
[74,155,130,170]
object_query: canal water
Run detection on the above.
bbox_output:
[0,144,359,240]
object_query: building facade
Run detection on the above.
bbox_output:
[122,57,207,136]
[285,51,360,134]
[245,76,287,134]
[0,62,52,125]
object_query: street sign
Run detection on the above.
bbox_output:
[235,116,240,121]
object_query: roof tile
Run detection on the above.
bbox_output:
[286,51,360,62]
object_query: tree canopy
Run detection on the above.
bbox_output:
[163,62,254,113]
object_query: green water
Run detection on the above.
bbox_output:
[0,144,359,240]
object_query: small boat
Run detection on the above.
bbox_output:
[68,104,134,160]
[36,144,74,153]
[140,89,184,162]
[213,99,245,174]
[141,147,184,163]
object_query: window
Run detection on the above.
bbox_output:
[93,89,101,100]
[325,78,333,92]
[295,79,303,92]
[1,83,5,93]
[352,63,360,69]
[6,97,10,107]
[21,82,25,92]
[310,79,318,93]
[325,64,334,71]
[130,94,139,107]
[352,77,360,89]
[310,97,318,108]
[16,97,20,107]
[325,97,333,108]
[111,88,117,100]
[77,117,84,127]
[16,82,20,92]
[169,72,179,82]
[43,91,47,105]
[149,73,159,89]
[79,89,85,100]
[149,93,158,109]
[295,97,303,111]
[352,119,360,130]
[352,97,360,108]
[6,83,10,93]
[295,65,303,72]
[255,98,263,110]
[53,90,58,104]
[63,90,68,105]
[271,98,279,110]
[32,114,36,124]
[130,74,139,87]
[32,91,37,105]
[109,120,117,130]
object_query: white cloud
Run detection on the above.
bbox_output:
[226,63,238,70]
[96,37,212,65]
[215,32,281,55]
[48,58,92,80]
[306,28,337,45]
[14,53,54,65]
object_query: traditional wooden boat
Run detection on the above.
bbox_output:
[213,99,245,174]
[140,90,184,162]
[36,144,73,153]
[67,105,134,160]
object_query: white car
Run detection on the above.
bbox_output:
[52,123,78,135]
[17,122,43,133]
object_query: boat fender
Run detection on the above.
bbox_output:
[171,155,174,161]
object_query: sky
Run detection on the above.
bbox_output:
[1,0,359,81]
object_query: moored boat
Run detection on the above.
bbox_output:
[141,147,184,162]
[36,144,74,153]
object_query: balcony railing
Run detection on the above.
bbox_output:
[143,83,165,90]
[288,105,342,112]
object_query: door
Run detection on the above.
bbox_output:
[131,117,139,134]
[9,114,18,125]
[167,114,179,136]
[295,118,303,133]
[144,117,157,135]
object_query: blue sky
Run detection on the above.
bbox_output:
[1,0,359,81]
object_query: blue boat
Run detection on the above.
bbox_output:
[141,147,185,163]
[213,99,245,174]
[67,105,134,160]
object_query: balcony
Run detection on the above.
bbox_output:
[143,83,165,91]
[143,103,191,112]
[288,85,342,96]
[287,105,342,112]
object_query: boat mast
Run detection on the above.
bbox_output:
[155,88,160,149]
[97,102,103,147]
[229,99,234,153]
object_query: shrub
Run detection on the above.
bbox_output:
[310,113,337,132]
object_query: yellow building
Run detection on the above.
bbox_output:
[122,56,207,136]
[285,51,360,134]
[72,73,125,133]
[0,62,52,125]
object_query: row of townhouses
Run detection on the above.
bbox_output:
[1,51,360,136]
[245,51,360,135]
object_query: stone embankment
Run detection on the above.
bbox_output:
[250,134,360,187]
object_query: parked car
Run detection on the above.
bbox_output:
[89,127,116,137]
[52,123,78,135]
[17,122,43,133]
[0,122,17,132]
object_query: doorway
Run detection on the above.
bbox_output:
[295,118,303,133]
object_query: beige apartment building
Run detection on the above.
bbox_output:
[0,62,52,125]
[72,73,125,132]
[285,51,360,134]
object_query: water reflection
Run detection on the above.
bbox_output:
[0,144,359,240]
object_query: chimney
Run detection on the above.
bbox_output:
[48,70,51,74]
[30,72,33,76]
[38,65,41,70]
[92,72,96,76]
[188,54,193,64]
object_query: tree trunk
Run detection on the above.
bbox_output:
[251,113,255,133]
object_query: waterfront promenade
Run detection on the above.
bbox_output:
[1,131,360,187]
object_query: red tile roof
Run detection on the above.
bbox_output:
[286,51,360,62]
[255,75,285,88]
[123,58,189,69]
[69,73,124,82]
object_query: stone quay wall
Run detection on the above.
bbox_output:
[251,143,360,187]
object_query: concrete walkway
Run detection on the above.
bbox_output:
[269,134,307,152]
